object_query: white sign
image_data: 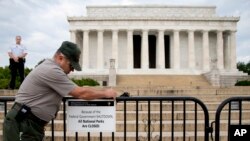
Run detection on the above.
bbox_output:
[66,99,116,132]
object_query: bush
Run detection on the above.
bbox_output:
[237,61,250,75]
[72,78,100,86]
[0,66,32,89]
[0,79,9,89]
[235,80,250,86]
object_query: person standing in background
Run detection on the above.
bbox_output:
[8,35,27,89]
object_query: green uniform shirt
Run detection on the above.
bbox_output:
[15,59,76,122]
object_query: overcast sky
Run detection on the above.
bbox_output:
[0,0,249,68]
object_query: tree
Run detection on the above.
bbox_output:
[237,61,250,75]
[246,61,250,75]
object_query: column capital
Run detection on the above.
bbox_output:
[202,30,209,33]
[157,30,164,36]
[97,29,104,32]
[112,29,119,32]
[82,29,90,32]
[230,30,237,33]
[187,29,195,32]
[69,29,77,33]
[83,30,89,34]
[216,29,224,33]
[127,30,133,34]
[112,30,118,35]
[217,30,223,37]
[188,30,195,34]
[127,29,134,32]
[158,29,165,32]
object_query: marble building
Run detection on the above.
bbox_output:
[67,5,247,86]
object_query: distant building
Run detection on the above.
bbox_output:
[68,5,247,86]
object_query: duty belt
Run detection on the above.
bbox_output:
[12,102,48,127]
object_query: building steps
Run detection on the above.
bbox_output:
[116,75,211,87]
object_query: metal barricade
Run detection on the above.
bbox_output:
[214,96,250,141]
[0,96,211,141]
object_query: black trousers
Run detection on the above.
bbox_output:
[9,58,25,89]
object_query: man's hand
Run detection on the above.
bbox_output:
[104,88,117,100]
[13,56,19,62]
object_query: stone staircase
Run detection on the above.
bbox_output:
[204,69,248,87]
[0,86,250,141]
[116,75,211,87]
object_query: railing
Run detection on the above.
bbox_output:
[214,96,250,141]
[0,96,56,141]
[115,96,211,141]
[0,96,211,141]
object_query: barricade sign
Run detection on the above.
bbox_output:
[67,99,116,132]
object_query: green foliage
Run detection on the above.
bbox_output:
[24,68,32,77]
[237,61,250,75]
[0,66,32,89]
[0,66,99,89]
[0,79,9,89]
[0,66,11,89]
[71,78,100,86]
[0,66,11,79]
[235,80,250,86]
[236,61,250,86]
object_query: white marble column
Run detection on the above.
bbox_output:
[82,30,89,69]
[70,30,77,43]
[112,30,118,69]
[127,30,133,69]
[230,30,237,70]
[173,30,180,69]
[223,33,230,70]
[141,30,149,69]
[202,30,210,71]
[97,30,104,69]
[217,30,224,70]
[156,30,165,69]
[188,30,195,69]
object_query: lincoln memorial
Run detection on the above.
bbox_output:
[68,5,247,86]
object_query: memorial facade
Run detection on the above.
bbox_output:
[68,5,246,86]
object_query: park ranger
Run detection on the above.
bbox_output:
[3,41,117,141]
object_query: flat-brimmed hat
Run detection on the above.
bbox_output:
[58,41,81,71]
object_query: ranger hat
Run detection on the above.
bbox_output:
[58,41,81,71]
